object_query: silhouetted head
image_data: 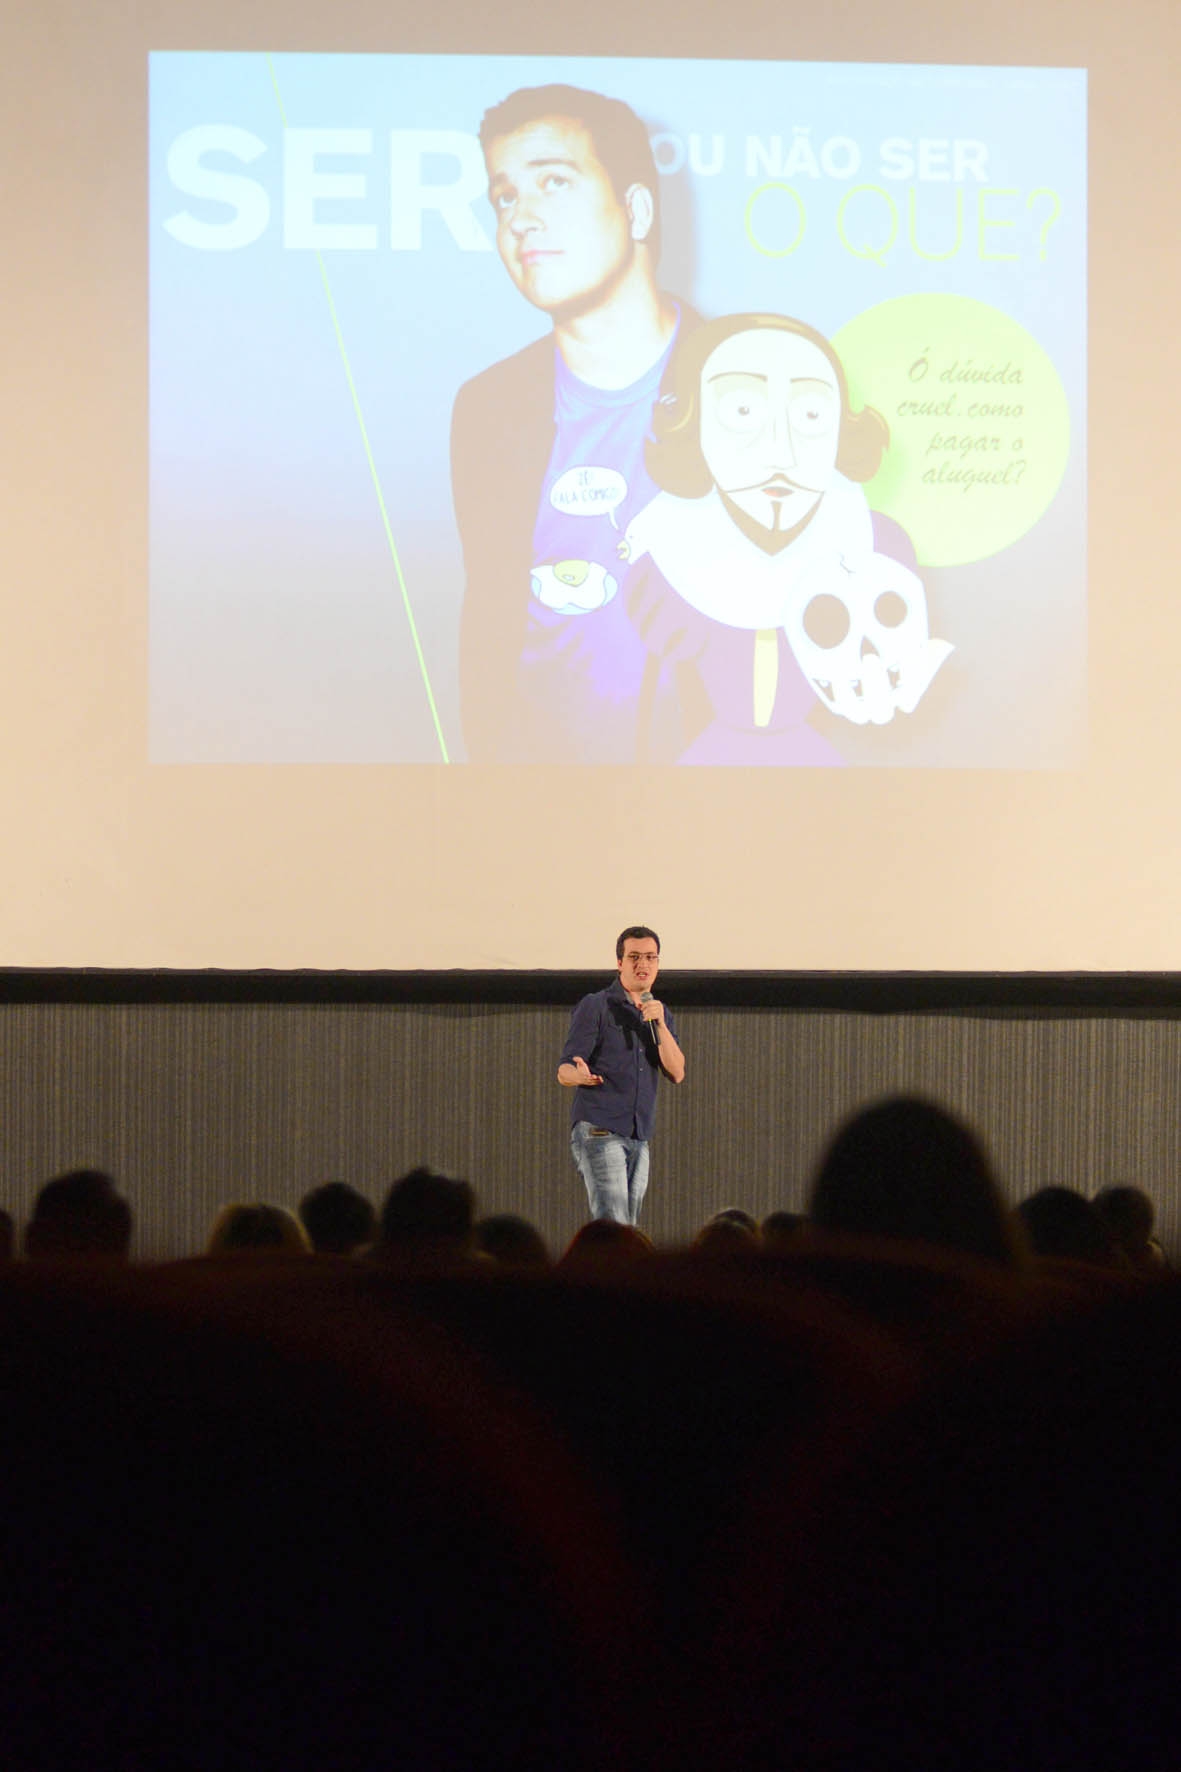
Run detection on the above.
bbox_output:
[761,1209,805,1249]
[1017,1187,1123,1267]
[474,1213,551,1270]
[206,1203,310,1255]
[809,1096,1022,1267]
[692,1208,760,1253]
[378,1167,475,1257]
[1093,1185,1158,1257]
[299,1182,376,1255]
[24,1168,133,1260]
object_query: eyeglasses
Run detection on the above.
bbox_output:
[622,952,659,965]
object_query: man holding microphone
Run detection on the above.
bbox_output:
[557,926,686,1224]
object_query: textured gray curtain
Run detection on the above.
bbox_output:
[1,1001,1178,1258]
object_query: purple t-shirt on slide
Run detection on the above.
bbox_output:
[516,322,680,761]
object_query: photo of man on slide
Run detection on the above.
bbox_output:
[450,84,698,763]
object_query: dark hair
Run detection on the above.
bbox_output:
[1017,1187,1122,1268]
[379,1167,475,1249]
[480,84,662,261]
[810,1096,1022,1267]
[24,1168,133,1259]
[473,1213,551,1269]
[692,1208,761,1253]
[761,1209,805,1247]
[1092,1185,1156,1251]
[616,925,661,962]
[709,1207,760,1234]
[299,1181,376,1255]
[646,311,889,498]
[206,1203,310,1255]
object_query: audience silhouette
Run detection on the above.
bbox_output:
[809,1094,1026,1266]
[299,1180,377,1255]
[1017,1184,1123,1267]
[376,1166,476,1269]
[23,1167,133,1260]
[474,1211,551,1268]
[3,1101,1178,1772]
[1093,1183,1168,1271]
[206,1201,310,1254]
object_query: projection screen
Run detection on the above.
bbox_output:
[2,2,1178,971]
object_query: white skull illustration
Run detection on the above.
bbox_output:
[783,553,953,726]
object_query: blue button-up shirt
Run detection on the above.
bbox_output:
[559,977,677,1140]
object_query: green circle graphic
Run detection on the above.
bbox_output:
[833,294,1071,568]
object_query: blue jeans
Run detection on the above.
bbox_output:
[571,1121,650,1224]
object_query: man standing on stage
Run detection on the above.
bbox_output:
[557,925,686,1224]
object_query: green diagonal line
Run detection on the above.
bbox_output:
[267,53,451,763]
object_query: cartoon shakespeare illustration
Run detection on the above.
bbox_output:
[622,313,954,764]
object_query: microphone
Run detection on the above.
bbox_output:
[639,990,661,1047]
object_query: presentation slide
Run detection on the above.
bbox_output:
[150,55,1085,771]
[3,1,1179,972]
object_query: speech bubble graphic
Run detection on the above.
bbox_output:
[833,294,1071,567]
[549,466,628,529]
